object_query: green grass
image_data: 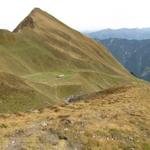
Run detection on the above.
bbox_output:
[142,143,150,150]
[23,70,74,82]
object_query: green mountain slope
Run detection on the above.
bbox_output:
[99,38,150,81]
[0,72,52,113]
[0,8,134,113]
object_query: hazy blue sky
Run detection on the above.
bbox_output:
[0,0,150,31]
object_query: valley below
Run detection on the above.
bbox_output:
[86,29,150,82]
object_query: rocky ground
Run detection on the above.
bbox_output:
[0,82,150,150]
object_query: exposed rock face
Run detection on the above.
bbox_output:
[13,16,35,32]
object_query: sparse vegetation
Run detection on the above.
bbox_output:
[0,82,149,149]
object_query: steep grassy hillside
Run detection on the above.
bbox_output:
[0,72,53,113]
[0,8,134,113]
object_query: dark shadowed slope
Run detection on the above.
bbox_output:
[99,38,150,81]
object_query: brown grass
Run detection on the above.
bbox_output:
[0,82,149,149]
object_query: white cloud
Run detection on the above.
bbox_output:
[0,0,150,31]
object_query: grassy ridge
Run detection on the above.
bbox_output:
[0,8,134,113]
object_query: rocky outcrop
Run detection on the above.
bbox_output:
[13,16,35,32]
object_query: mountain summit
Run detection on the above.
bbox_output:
[14,8,70,33]
[13,8,44,32]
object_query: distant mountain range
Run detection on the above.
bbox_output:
[97,38,150,81]
[85,28,150,82]
[86,28,150,40]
